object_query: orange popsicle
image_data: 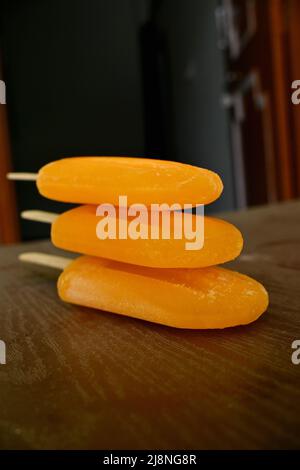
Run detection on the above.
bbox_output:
[51,205,243,268]
[36,157,223,206]
[58,255,269,329]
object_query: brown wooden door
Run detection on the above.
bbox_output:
[218,0,296,207]
[0,54,19,244]
[285,0,300,197]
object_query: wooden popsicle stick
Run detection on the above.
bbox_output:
[7,172,38,181]
[19,252,70,270]
[21,210,58,224]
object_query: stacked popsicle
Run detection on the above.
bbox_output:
[12,157,268,328]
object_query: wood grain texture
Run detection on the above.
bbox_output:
[0,201,300,449]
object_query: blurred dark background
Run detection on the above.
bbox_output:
[0,0,300,243]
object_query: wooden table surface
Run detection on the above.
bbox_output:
[0,200,300,450]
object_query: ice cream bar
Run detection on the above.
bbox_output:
[35,157,223,206]
[51,205,243,268]
[58,255,269,329]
